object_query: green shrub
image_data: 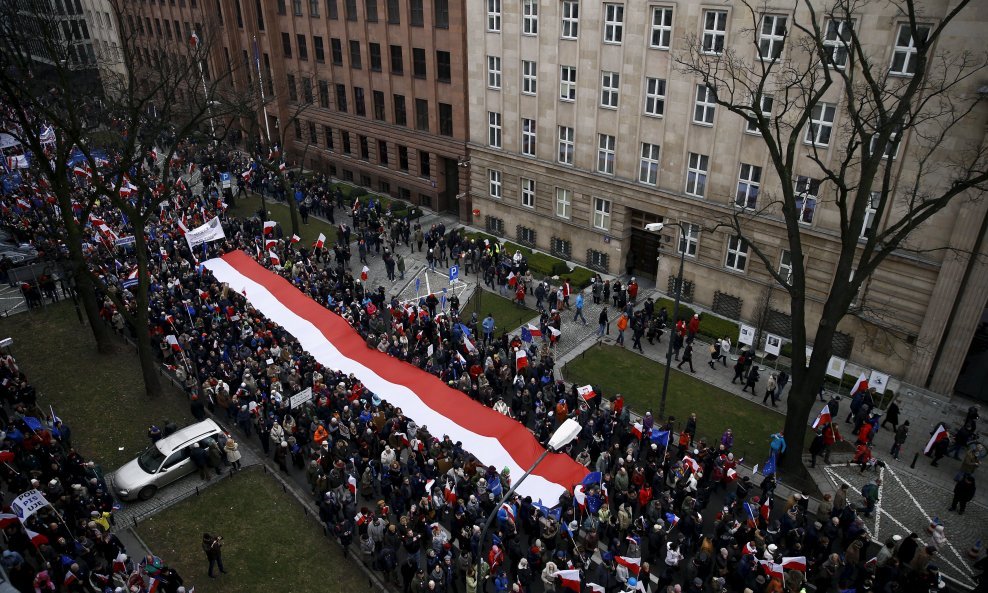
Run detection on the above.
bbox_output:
[653,298,738,342]
[567,267,596,289]
[350,187,368,198]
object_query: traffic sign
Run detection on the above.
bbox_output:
[449,265,458,283]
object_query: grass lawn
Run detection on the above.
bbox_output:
[137,467,371,593]
[462,288,536,334]
[0,303,194,468]
[229,192,338,248]
[562,344,803,456]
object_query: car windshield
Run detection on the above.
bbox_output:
[137,445,166,473]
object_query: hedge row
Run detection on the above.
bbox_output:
[652,298,739,343]
[462,232,596,288]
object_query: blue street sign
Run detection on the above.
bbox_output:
[449,265,459,283]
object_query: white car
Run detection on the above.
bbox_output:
[111,419,224,501]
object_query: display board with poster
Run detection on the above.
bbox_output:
[826,356,847,379]
[765,334,782,356]
[869,370,890,393]
[739,324,756,346]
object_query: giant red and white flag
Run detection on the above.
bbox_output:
[925,424,949,454]
[202,251,589,502]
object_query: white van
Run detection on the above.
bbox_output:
[110,419,224,501]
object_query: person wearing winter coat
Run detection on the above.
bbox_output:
[224,437,242,471]
[540,561,559,592]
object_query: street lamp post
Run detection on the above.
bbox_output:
[645,223,688,420]
[475,419,582,593]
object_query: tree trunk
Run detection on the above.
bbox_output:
[284,175,300,236]
[133,224,163,398]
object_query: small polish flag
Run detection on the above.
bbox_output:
[507,271,516,287]
[354,511,367,526]
[681,455,701,473]
[360,265,369,282]
[499,502,515,521]
[425,479,436,493]
[112,552,129,573]
[199,290,210,300]
[64,571,80,587]
[525,323,542,338]
[573,484,586,511]
[72,165,92,178]
[615,556,641,576]
[548,326,561,338]
[165,335,182,351]
[577,385,597,401]
[552,569,581,593]
[189,31,200,49]
[26,527,48,547]
[851,372,869,395]
[515,348,528,371]
[164,314,175,325]
[148,147,159,162]
[279,161,287,172]
[313,233,326,249]
[760,560,784,580]
[925,424,949,454]
[263,220,277,235]
[588,584,605,593]
[742,541,758,555]
[177,217,189,235]
[241,169,252,181]
[781,556,807,572]
[15,197,30,210]
[290,234,301,244]
[0,513,18,528]
[631,422,643,439]
[811,403,832,429]
[265,239,277,249]
[269,250,281,266]
[347,474,358,495]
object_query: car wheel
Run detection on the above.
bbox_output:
[138,485,157,501]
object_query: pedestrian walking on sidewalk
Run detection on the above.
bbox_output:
[677,343,695,373]
[949,474,976,514]
[762,373,778,407]
[598,307,609,338]
[616,313,629,346]
[573,294,587,325]
[742,366,760,393]
[890,421,909,460]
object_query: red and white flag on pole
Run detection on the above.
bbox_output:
[313,233,326,249]
[265,239,277,249]
[290,234,301,244]
[851,372,869,395]
[811,404,832,429]
[552,570,581,593]
[165,335,182,352]
[263,220,277,235]
[615,556,641,576]
[515,348,528,371]
[925,424,949,454]
[268,250,281,266]
[781,556,807,572]
[577,385,597,401]
[347,474,357,496]
[189,31,200,49]
[587,584,605,593]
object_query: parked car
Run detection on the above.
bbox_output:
[110,419,224,501]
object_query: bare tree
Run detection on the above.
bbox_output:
[676,0,988,469]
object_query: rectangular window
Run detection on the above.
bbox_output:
[736,163,761,209]
[344,0,357,20]
[557,126,574,165]
[302,77,313,102]
[369,43,381,71]
[393,94,407,125]
[862,191,881,238]
[328,0,339,19]
[639,142,660,185]
[292,0,302,16]
[487,0,500,32]
[349,40,362,69]
[600,71,620,108]
[561,1,578,39]
[410,0,423,25]
[354,87,366,116]
[487,55,501,89]
[359,135,370,159]
[522,0,538,35]
[324,126,335,150]
[386,0,399,23]
[489,169,502,198]
[412,47,426,77]
[555,188,572,219]
[597,134,615,175]
[437,51,451,82]
[389,45,403,74]
[435,0,449,28]
[373,90,385,120]
[890,23,929,76]
[725,236,749,272]
[685,152,709,197]
[521,178,536,208]
[521,118,537,157]
[795,175,820,224]
[593,197,612,230]
[297,35,308,60]
[419,150,431,177]
[399,146,409,170]
[644,77,666,117]
[439,103,453,136]
[779,249,793,283]
[678,223,700,257]
[650,7,672,49]
[287,73,297,101]
[415,98,429,131]
[488,111,502,148]
[314,36,325,62]
[331,38,343,65]
[282,32,292,58]
[560,66,576,101]
[870,125,902,159]
[702,10,727,54]
[693,84,716,125]
[521,60,537,95]
[805,102,836,146]
[823,19,853,69]
[758,14,787,60]
[378,140,389,165]
[278,0,286,14]
[335,84,348,112]
[365,0,378,21]
[341,131,351,154]
[603,3,624,43]
[746,94,773,133]
[319,80,330,107]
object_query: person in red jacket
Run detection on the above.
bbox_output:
[687,314,700,340]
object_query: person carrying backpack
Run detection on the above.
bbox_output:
[860,479,881,518]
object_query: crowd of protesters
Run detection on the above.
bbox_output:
[0,130,984,593]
